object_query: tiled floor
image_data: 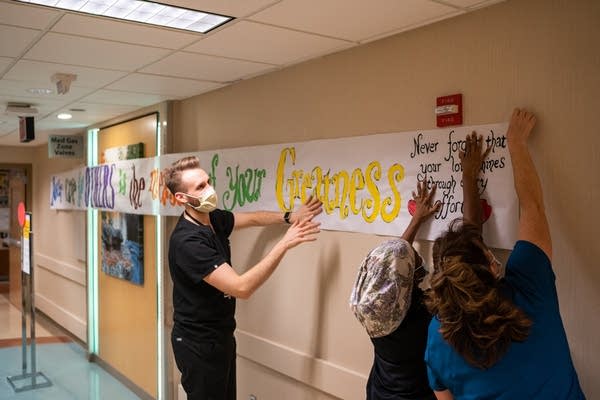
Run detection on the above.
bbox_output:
[0,294,53,340]
[0,294,142,400]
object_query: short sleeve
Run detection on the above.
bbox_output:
[174,232,227,284]
[210,209,234,237]
[505,240,557,307]
[427,366,446,391]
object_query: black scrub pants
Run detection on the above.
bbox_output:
[171,331,236,400]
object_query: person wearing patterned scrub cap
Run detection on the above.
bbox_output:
[350,178,440,400]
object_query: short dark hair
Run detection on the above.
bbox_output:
[163,156,201,195]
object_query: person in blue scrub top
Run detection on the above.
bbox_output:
[424,109,585,400]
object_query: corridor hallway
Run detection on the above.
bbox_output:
[0,293,142,400]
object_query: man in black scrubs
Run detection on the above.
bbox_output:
[164,156,322,400]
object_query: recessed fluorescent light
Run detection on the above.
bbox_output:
[14,0,233,34]
[27,87,53,95]
[57,113,72,120]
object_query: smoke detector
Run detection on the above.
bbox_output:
[5,103,38,116]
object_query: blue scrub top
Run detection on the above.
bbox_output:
[425,241,585,399]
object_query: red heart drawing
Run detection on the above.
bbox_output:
[408,199,416,216]
[481,198,492,222]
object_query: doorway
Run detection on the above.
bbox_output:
[0,165,30,308]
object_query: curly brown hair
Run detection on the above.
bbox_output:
[425,220,532,369]
[163,156,201,195]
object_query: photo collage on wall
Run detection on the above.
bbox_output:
[100,143,145,286]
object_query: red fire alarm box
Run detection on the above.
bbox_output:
[436,94,462,127]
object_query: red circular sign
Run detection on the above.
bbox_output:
[17,202,26,227]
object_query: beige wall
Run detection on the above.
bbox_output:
[32,145,87,340]
[1,143,87,341]
[171,0,600,398]
[0,145,36,164]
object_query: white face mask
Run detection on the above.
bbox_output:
[183,186,218,213]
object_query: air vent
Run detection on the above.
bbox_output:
[5,103,38,116]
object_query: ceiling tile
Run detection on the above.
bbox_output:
[69,102,141,118]
[441,0,506,9]
[0,94,67,126]
[0,79,96,103]
[0,93,65,108]
[38,103,140,128]
[80,89,173,107]
[52,13,201,50]
[162,0,279,18]
[0,2,61,29]
[0,25,41,57]
[0,0,506,147]
[141,51,275,82]
[0,56,14,73]
[4,60,128,88]
[23,33,171,71]
[0,111,17,127]
[185,21,352,65]
[250,0,459,42]
[0,98,144,143]
[0,121,17,131]
[34,117,88,131]
[106,73,223,97]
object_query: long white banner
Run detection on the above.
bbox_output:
[50,123,517,248]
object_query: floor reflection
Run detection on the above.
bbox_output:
[0,295,142,400]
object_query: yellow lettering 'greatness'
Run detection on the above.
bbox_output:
[275,147,404,223]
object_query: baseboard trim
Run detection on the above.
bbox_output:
[0,336,72,348]
[35,292,86,341]
[90,354,155,400]
[235,329,366,400]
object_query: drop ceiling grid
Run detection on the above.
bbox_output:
[22,32,173,71]
[105,73,223,97]
[183,20,353,66]
[153,0,281,19]
[248,0,461,42]
[80,89,175,107]
[4,59,129,88]
[0,57,13,74]
[50,13,201,50]
[0,0,507,146]
[139,51,277,82]
[0,78,97,101]
[0,25,42,58]
[436,0,504,9]
[0,1,60,29]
